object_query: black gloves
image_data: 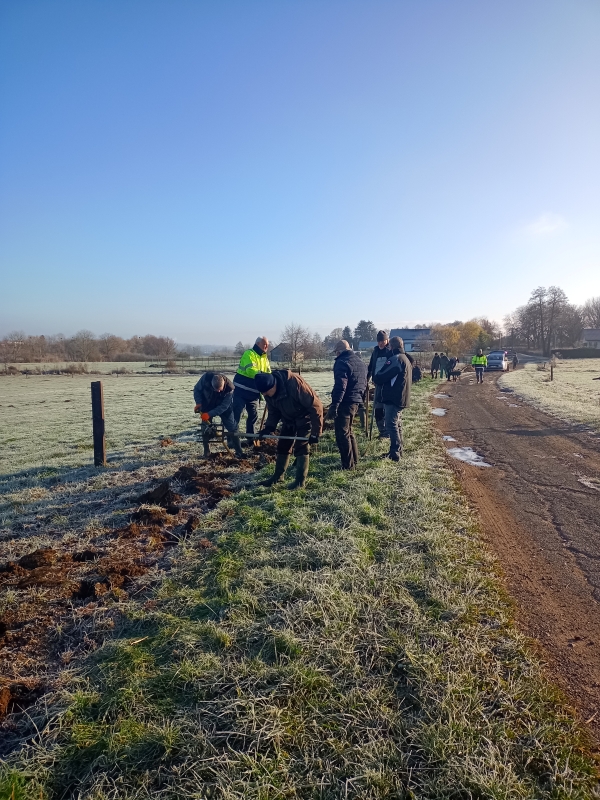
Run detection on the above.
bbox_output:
[326,405,338,421]
[258,428,275,440]
[309,434,319,445]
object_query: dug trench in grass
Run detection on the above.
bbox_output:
[1,380,598,799]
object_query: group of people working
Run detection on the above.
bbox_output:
[430,352,459,380]
[192,332,412,489]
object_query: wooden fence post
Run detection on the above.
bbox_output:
[91,381,107,466]
[550,365,554,381]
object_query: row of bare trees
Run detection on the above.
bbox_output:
[272,320,383,366]
[0,330,178,364]
[504,288,600,356]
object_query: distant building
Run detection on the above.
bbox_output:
[358,341,377,351]
[270,342,293,362]
[582,329,600,349]
[389,328,432,353]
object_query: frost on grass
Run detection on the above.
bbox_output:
[0,380,598,799]
[0,372,335,476]
[500,360,600,432]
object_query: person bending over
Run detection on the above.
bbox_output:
[255,370,323,489]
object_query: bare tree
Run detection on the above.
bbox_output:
[99,333,126,361]
[583,297,600,329]
[68,330,98,361]
[281,323,311,368]
[557,305,583,347]
[2,331,27,362]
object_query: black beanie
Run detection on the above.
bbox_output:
[254,372,276,392]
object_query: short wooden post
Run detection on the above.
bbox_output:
[91,381,107,466]
[550,365,554,381]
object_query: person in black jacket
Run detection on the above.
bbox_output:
[193,372,244,458]
[367,330,392,438]
[327,340,368,469]
[372,336,412,461]
[431,352,440,378]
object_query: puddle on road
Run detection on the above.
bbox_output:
[434,393,450,399]
[431,408,447,416]
[443,435,457,441]
[447,447,492,467]
[509,403,520,407]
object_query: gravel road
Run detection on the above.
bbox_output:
[433,369,600,743]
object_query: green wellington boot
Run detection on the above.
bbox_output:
[289,454,310,490]
[259,454,290,486]
[228,434,246,459]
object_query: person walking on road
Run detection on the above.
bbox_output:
[327,340,367,470]
[232,337,271,439]
[439,352,450,381]
[431,352,440,378]
[471,349,487,384]
[193,372,244,458]
[255,370,323,489]
[512,354,519,370]
[367,330,392,438]
[447,355,458,380]
[372,336,412,461]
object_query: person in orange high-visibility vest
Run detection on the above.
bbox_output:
[471,349,487,384]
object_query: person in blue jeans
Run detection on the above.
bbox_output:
[372,336,412,461]
[193,372,244,458]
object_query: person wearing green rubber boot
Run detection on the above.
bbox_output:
[255,370,323,489]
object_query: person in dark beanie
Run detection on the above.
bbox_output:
[327,340,367,470]
[372,336,412,461]
[255,370,323,489]
[367,330,392,438]
[431,352,440,378]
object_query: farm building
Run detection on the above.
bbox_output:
[582,329,600,348]
[359,328,432,353]
[269,342,293,362]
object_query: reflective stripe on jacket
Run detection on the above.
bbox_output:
[471,355,487,366]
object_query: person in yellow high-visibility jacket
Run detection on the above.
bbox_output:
[232,337,271,436]
[471,349,488,384]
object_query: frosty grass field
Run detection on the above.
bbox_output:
[0,372,336,476]
[499,359,600,432]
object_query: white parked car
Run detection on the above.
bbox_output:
[486,351,509,371]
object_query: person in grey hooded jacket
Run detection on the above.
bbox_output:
[372,336,412,461]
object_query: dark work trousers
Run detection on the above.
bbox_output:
[383,404,403,458]
[232,389,259,434]
[277,417,311,457]
[201,407,238,448]
[374,405,387,436]
[334,403,359,469]
[475,367,485,383]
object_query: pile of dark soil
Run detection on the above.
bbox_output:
[0,446,273,746]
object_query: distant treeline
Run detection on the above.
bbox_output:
[504,289,600,357]
[0,330,208,364]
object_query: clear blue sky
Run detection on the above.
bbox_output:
[1,0,599,345]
